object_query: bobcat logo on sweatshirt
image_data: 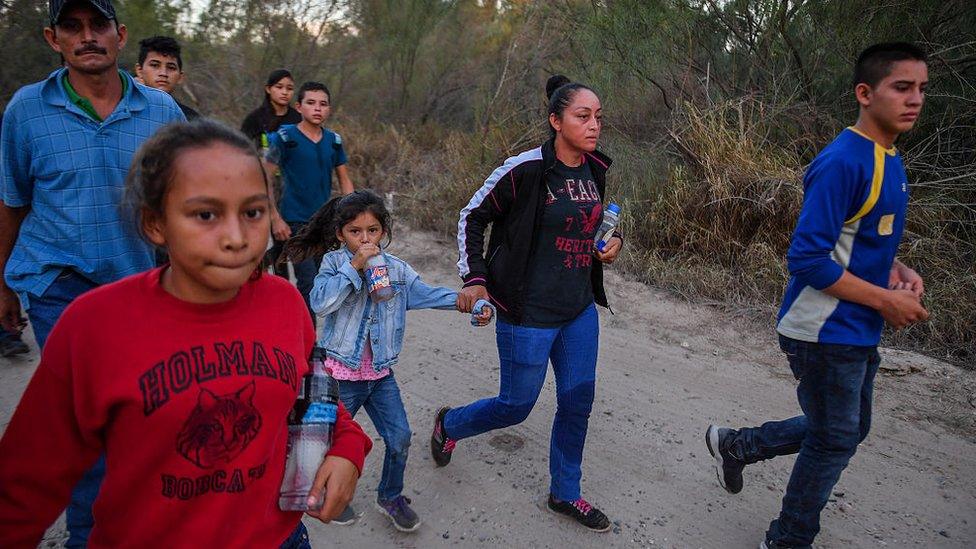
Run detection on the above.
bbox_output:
[176,382,263,469]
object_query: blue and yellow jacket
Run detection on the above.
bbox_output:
[777,127,910,346]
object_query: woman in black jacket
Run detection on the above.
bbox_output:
[431,76,622,532]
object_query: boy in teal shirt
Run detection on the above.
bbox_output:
[264,81,355,324]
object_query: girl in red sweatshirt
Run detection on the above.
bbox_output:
[0,119,372,548]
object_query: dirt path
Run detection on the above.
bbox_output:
[2,226,974,548]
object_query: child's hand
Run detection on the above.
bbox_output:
[349,243,381,271]
[472,304,493,326]
[469,298,495,327]
[305,455,360,523]
[272,214,292,241]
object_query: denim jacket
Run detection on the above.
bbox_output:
[310,247,458,372]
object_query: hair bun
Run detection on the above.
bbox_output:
[546,74,571,100]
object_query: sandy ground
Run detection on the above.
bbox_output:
[2,226,974,549]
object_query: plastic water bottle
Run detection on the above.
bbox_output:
[279,349,339,511]
[594,203,621,252]
[365,253,394,303]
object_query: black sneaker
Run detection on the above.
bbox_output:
[331,505,361,526]
[0,333,29,358]
[546,494,611,532]
[430,407,456,467]
[376,495,421,532]
[705,424,745,494]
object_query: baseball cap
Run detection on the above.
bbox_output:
[49,0,118,26]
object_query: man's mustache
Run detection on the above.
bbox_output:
[74,45,107,56]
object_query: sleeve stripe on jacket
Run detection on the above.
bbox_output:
[456,147,542,278]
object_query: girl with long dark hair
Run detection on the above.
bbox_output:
[240,68,302,149]
[285,190,491,532]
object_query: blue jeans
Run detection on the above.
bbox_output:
[444,303,599,501]
[26,269,98,350]
[25,270,100,548]
[734,335,880,548]
[280,521,311,549]
[338,373,411,501]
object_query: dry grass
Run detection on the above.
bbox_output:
[612,98,803,316]
[337,96,974,367]
[336,113,546,238]
[887,208,976,363]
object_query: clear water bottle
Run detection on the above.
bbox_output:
[279,348,339,511]
[365,253,394,302]
[594,203,621,252]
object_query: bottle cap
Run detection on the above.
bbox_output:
[606,203,621,215]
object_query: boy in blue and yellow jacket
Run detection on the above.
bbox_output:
[705,43,930,549]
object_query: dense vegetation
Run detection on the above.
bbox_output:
[2,0,973,363]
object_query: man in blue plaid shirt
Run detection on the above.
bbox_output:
[0,0,185,350]
[0,0,184,545]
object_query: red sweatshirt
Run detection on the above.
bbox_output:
[0,269,372,548]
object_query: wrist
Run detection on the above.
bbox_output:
[871,287,895,311]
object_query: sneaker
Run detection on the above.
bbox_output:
[705,424,745,494]
[546,494,611,533]
[376,496,421,532]
[430,407,456,467]
[0,333,29,358]
[331,505,361,526]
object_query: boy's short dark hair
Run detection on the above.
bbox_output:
[297,81,331,104]
[138,35,183,70]
[854,42,927,88]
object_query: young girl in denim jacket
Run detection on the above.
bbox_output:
[283,190,491,533]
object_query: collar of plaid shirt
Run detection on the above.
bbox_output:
[60,69,130,122]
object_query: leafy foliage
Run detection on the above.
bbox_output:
[0,0,972,362]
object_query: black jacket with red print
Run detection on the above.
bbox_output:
[456,138,617,323]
